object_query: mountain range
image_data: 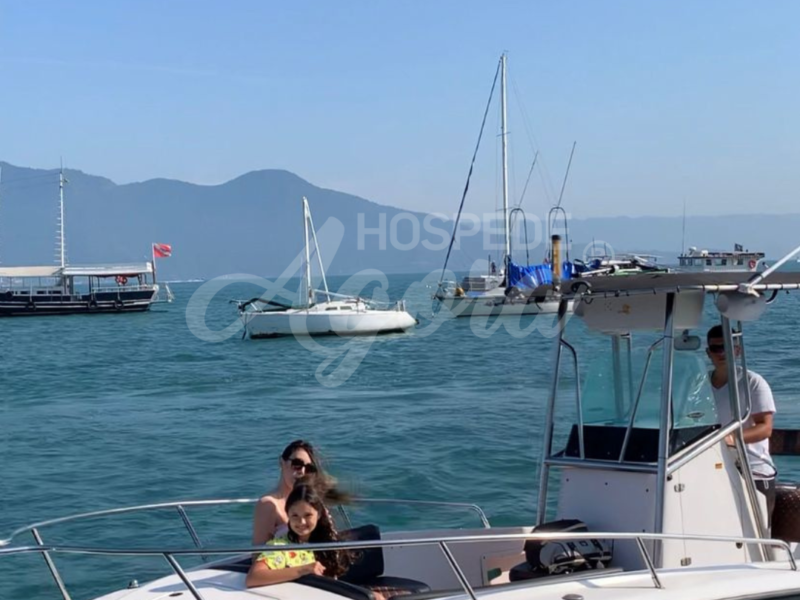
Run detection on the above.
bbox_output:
[1,161,798,280]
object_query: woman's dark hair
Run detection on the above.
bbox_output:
[285,479,352,577]
[281,439,316,462]
[280,439,336,491]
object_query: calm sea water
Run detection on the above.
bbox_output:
[2,273,800,600]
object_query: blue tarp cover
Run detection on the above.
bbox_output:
[507,261,575,289]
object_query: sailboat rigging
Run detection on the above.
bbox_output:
[434,53,574,317]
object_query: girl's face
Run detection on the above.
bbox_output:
[280,447,316,487]
[287,500,319,540]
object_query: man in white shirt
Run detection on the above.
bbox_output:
[707,325,777,525]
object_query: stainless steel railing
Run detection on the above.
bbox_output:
[0,496,490,549]
[0,530,795,600]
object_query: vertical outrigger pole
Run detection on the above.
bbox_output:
[536,295,570,525]
[653,293,676,565]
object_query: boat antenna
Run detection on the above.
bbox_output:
[681,198,687,257]
[57,158,67,268]
[437,57,501,288]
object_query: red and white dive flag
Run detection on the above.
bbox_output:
[153,243,172,258]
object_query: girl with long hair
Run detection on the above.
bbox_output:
[246,478,352,587]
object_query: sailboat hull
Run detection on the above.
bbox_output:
[438,290,572,317]
[241,303,417,338]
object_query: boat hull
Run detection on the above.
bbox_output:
[438,291,571,317]
[0,289,157,317]
[242,308,418,338]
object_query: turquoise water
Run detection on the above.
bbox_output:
[2,273,800,600]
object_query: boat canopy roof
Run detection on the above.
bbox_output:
[0,263,153,278]
[62,263,153,276]
[0,266,61,278]
[552,270,800,298]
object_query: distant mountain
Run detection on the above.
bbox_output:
[1,161,798,280]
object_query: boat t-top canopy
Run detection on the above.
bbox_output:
[0,263,153,279]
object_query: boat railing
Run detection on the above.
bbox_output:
[0,529,794,600]
[0,496,488,600]
[311,289,408,312]
[89,284,157,294]
[0,283,156,297]
[0,496,491,551]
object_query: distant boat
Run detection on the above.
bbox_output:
[678,244,765,272]
[237,197,417,338]
[0,168,161,316]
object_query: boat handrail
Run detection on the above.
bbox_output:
[311,289,405,309]
[0,496,490,548]
[90,284,157,293]
[0,530,794,600]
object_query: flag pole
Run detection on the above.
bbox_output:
[152,243,158,284]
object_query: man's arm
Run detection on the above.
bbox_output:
[724,412,773,446]
[742,411,773,444]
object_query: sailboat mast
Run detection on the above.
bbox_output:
[302,197,313,306]
[500,53,511,269]
[305,202,331,302]
[58,163,66,268]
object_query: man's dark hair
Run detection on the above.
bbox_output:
[707,324,724,343]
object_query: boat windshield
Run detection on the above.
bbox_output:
[580,341,718,430]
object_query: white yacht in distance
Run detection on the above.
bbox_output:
[678,244,765,272]
[238,197,416,339]
[6,247,800,600]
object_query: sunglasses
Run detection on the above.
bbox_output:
[707,344,726,355]
[289,458,318,473]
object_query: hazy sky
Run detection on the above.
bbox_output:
[1,1,798,218]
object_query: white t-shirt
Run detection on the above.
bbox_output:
[711,369,776,479]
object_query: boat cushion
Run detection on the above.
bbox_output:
[773,485,800,542]
[340,524,384,582]
[339,524,430,596]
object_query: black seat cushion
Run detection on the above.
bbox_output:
[339,524,430,596]
[339,524,384,583]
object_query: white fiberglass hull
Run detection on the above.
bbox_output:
[438,289,572,317]
[241,303,417,339]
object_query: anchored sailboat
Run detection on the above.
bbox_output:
[434,54,572,317]
[238,197,417,339]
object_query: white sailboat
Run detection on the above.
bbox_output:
[435,54,566,318]
[238,197,417,339]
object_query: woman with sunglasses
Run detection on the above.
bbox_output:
[252,440,327,545]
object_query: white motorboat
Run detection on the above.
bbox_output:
[6,248,800,600]
[238,197,416,338]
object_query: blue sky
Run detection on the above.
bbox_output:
[1,1,798,218]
